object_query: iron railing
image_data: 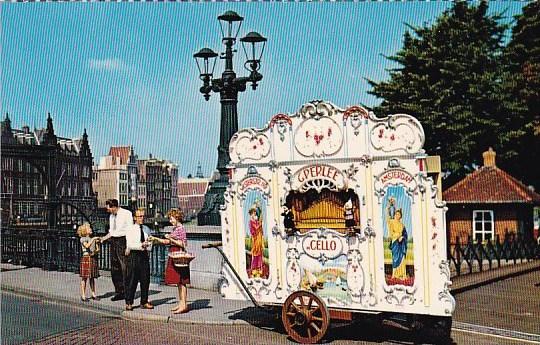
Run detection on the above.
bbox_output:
[448,233,540,276]
[1,228,169,283]
[2,227,539,280]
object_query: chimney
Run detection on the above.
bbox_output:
[482,147,496,167]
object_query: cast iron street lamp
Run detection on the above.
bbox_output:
[194,10,267,226]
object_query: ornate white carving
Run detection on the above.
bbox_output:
[343,105,369,136]
[295,117,343,157]
[229,129,271,163]
[246,274,273,299]
[286,248,302,291]
[383,284,417,306]
[270,113,292,142]
[298,100,340,119]
[438,260,456,314]
[346,249,365,303]
[370,114,425,154]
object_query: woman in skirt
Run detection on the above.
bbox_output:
[153,208,190,314]
[77,223,100,301]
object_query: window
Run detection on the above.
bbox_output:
[473,210,494,242]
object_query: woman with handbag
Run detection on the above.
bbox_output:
[152,208,191,314]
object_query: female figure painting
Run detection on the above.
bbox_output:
[383,186,414,286]
[245,191,268,279]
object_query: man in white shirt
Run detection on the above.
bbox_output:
[101,199,133,301]
[124,208,154,311]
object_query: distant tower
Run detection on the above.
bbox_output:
[42,113,57,146]
[196,161,204,178]
[1,113,15,145]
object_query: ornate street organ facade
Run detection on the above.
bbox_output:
[219,100,455,318]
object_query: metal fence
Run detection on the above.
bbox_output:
[2,227,539,280]
[448,233,540,276]
[1,228,169,283]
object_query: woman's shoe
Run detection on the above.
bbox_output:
[170,305,181,312]
[80,296,88,302]
[91,295,99,301]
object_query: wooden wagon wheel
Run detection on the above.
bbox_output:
[281,291,330,344]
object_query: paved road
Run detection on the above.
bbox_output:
[453,267,540,335]
[1,293,118,345]
[2,268,539,345]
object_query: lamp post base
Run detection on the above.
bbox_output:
[197,180,227,226]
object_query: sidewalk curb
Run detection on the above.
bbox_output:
[1,285,122,316]
[121,311,170,323]
[2,283,246,326]
[120,310,249,325]
[450,260,540,295]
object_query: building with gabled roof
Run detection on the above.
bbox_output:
[177,163,211,222]
[1,113,96,229]
[443,148,540,244]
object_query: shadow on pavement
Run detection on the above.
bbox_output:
[227,307,457,345]
[97,292,116,299]
[326,318,457,345]
[0,266,33,272]
[150,297,176,307]
[188,298,211,311]
[226,306,279,327]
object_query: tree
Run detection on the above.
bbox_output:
[366,1,508,186]
[498,1,540,190]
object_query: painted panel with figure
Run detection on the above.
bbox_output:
[244,190,269,279]
[382,185,414,286]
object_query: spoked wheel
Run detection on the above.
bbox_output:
[281,291,330,344]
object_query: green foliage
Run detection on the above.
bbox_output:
[367,1,512,185]
[497,1,540,189]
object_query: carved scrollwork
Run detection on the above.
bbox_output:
[383,284,417,306]
[285,248,302,291]
[343,106,369,136]
[438,260,456,314]
[294,116,343,158]
[270,113,292,142]
[370,114,425,154]
[346,249,366,303]
[229,129,271,163]
[298,100,340,120]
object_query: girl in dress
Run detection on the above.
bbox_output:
[77,223,100,301]
[153,208,190,314]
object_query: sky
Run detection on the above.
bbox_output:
[1,2,529,178]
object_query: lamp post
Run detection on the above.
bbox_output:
[194,10,267,226]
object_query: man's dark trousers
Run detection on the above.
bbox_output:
[126,251,150,305]
[110,236,128,296]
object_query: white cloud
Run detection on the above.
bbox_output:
[88,58,129,72]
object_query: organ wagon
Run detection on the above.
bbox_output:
[204,100,455,344]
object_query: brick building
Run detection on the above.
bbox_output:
[137,154,178,218]
[443,148,540,244]
[177,164,211,221]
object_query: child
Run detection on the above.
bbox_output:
[77,223,100,301]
